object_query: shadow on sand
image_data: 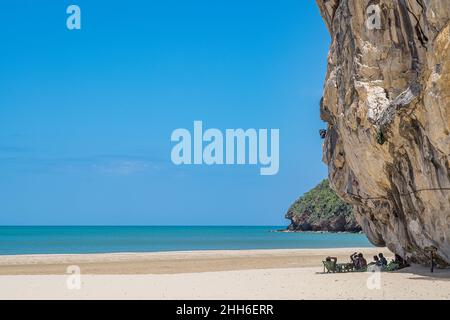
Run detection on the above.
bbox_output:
[397,265,450,281]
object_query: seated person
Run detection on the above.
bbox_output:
[325,256,338,271]
[350,252,366,270]
[378,253,388,266]
[369,255,382,267]
[350,252,359,267]
[393,254,410,269]
[356,253,367,270]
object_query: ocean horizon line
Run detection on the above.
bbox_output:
[0,225,285,228]
[0,226,372,255]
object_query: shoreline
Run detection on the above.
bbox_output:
[0,246,374,259]
[0,247,386,275]
[274,229,364,234]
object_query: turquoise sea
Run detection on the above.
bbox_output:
[0,226,373,255]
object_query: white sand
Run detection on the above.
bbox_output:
[0,248,449,299]
[1,267,450,300]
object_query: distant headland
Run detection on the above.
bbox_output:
[284,179,362,233]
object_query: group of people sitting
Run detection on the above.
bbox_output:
[324,252,408,272]
[370,253,389,267]
[350,252,367,270]
[348,252,388,270]
[365,252,390,271]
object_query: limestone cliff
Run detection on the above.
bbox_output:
[316,0,450,265]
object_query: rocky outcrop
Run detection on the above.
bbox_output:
[285,180,362,232]
[286,212,360,232]
[317,0,450,265]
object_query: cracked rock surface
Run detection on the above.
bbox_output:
[316,0,450,265]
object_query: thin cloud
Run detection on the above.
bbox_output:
[92,160,157,175]
[0,153,164,175]
[0,145,34,153]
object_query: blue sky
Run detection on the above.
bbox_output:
[0,0,330,225]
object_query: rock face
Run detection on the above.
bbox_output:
[286,180,362,232]
[317,0,450,265]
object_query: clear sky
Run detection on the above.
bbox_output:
[0,0,330,225]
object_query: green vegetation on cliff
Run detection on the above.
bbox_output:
[285,179,361,232]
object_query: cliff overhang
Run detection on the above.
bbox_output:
[316,0,450,265]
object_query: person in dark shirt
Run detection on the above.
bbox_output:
[325,256,338,272]
[350,252,359,268]
[378,253,388,266]
[350,252,367,270]
[358,253,367,269]
[393,254,410,269]
[372,255,382,266]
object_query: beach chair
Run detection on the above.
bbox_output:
[322,260,343,273]
[339,263,355,272]
[357,266,368,272]
[384,262,399,272]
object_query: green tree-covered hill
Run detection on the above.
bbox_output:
[285,179,361,232]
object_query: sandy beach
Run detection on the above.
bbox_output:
[0,248,449,299]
